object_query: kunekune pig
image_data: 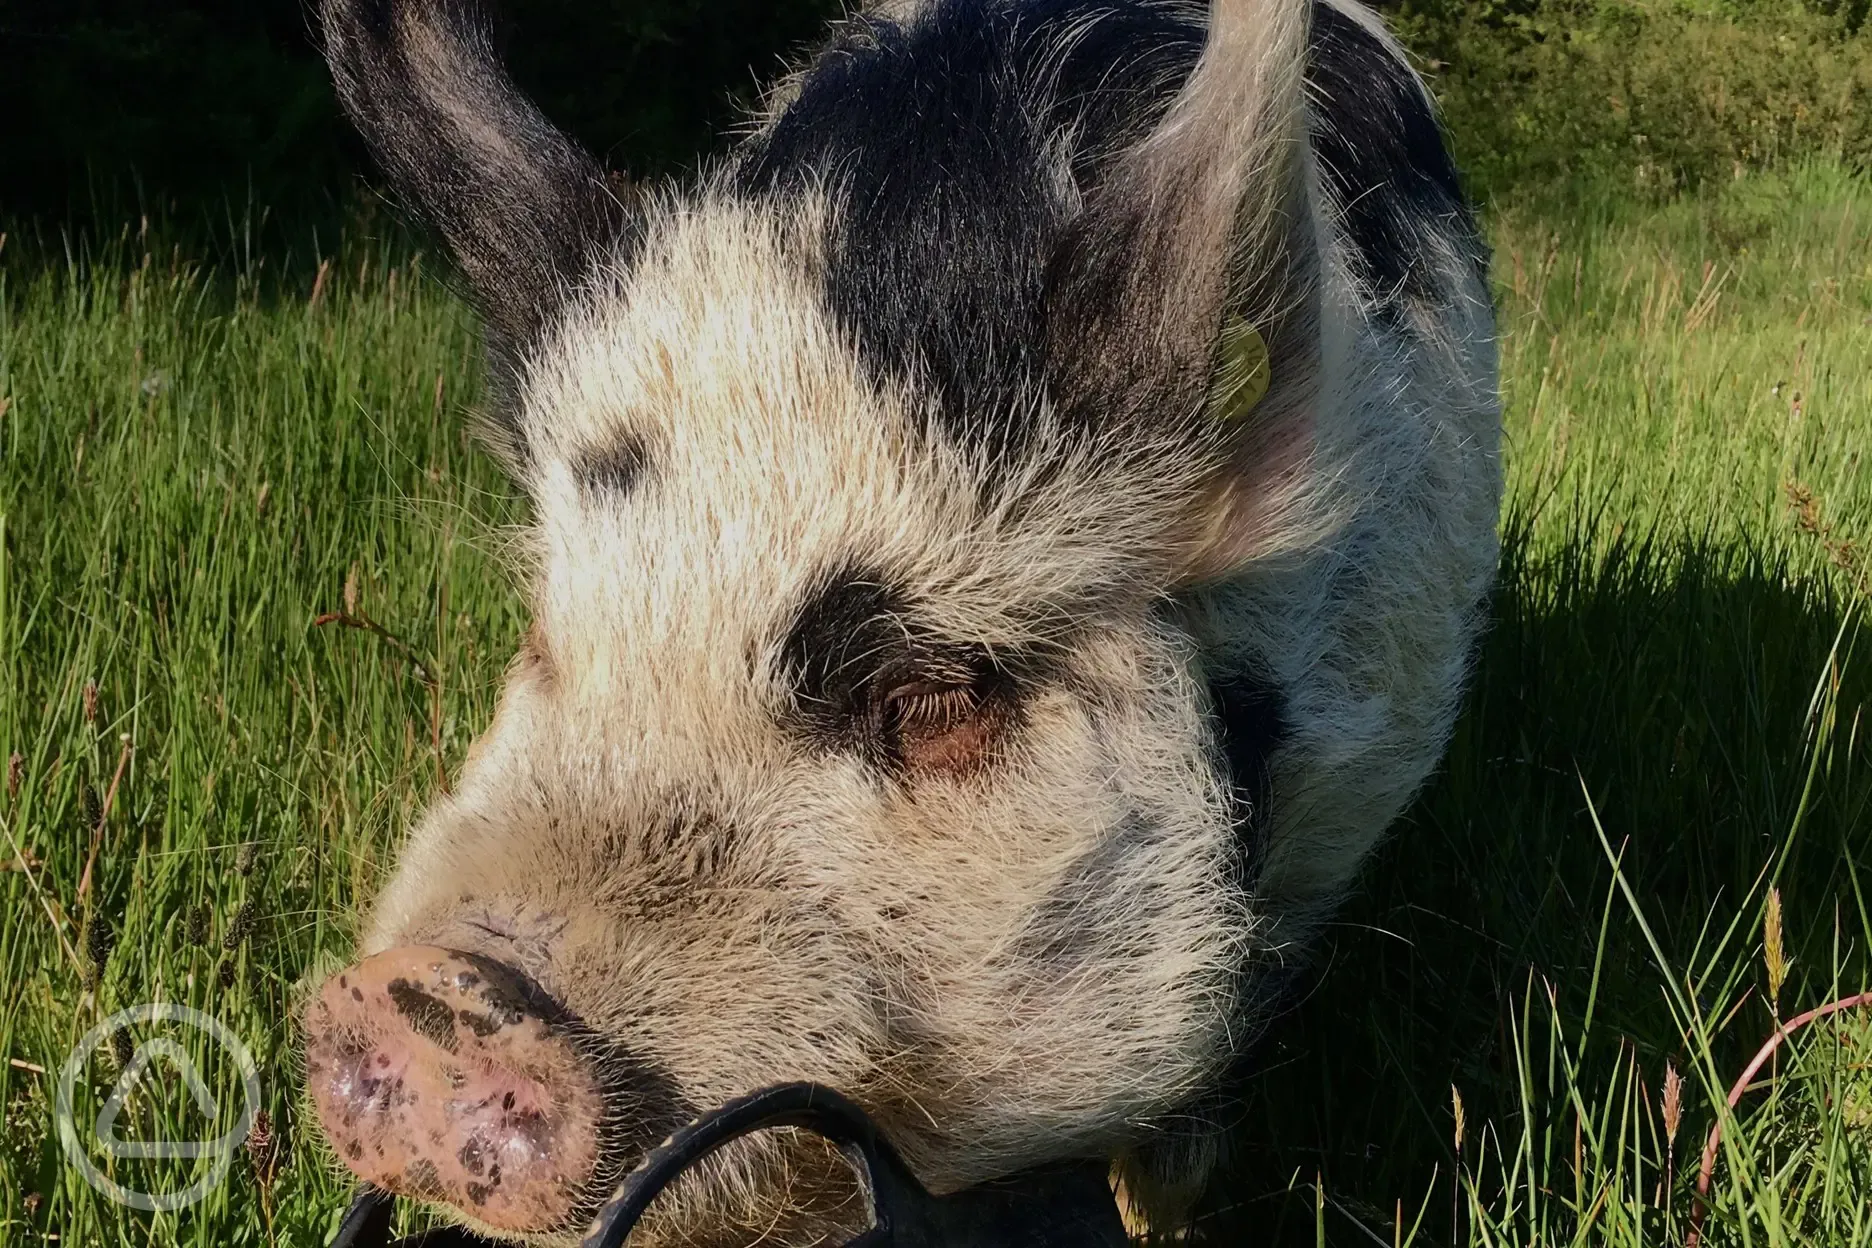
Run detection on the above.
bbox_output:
[302,0,1501,1241]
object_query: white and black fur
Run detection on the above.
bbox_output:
[316,0,1499,1240]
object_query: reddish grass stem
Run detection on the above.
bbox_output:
[313,608,438,689]
[313,607,450,794]
[74,736,133,908]
[1686,990,1872,1248]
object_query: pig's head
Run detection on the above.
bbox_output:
[309,0,1342,1241]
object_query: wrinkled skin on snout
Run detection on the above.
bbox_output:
[306,0,1502,1241]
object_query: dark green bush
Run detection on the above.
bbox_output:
[5,0,1869,231]
[0,0,839,226]
[1392,0,1872,204]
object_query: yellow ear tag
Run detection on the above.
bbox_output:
[1213,317,1271,425]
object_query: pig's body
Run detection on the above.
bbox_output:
[305,0,1500,1242]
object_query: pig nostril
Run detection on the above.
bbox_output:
[305,946,604,1234]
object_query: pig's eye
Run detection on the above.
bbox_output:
[879,676,1004,776]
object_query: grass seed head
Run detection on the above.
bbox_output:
[1765,886,1790,1008]
[184,902,211,947]
[236,841,258,877]
[1662,1061,1683,1145]
[247,1107,282,1187]
[223,899,257,950]
[217,955,238,990]
[82,680,98,726]
[5,1083,43,1150]
[1784,478,1868,593]
[6,752,20,801]
[1452,1084,1467,1156]
[83,912,116,981]
[109,1028,134,1070]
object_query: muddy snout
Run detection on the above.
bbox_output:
[304,947,604,1234]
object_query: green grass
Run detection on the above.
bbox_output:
[1196,161,1872,1246]
[1,163,1868,1247]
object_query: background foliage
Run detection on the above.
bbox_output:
[5,0,1872,228]
[1398,0,1872,202]
[0,0,840,225]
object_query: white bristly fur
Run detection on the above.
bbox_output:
[352,0,1500,1240]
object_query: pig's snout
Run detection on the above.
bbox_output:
[304,947,603,1234]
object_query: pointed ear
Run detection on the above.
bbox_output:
[1044,0,1327,582]
[320,0,628,357]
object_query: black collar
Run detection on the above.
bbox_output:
[330,1082,1130,1248]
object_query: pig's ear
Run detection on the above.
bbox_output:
[320,0,628,358]
[1045,0,1326,583]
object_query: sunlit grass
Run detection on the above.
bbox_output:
[0,165,1868,1246]
[1198,162,1871,1246]
[0,227,522,1245]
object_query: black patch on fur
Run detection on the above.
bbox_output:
[572,434,648,496]
[779,568,914,750]
[1305,2,1483,309]
[734,0,1203,459]
[736,0,1481,452]
[1019,811,1169,967]
[1015,673,1288,967]
[588,1038,693,1175]
[776,561,1028,769]
[320,0,633,458]
[1207,671,1288,880]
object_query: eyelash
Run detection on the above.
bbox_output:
[883,681,980,733]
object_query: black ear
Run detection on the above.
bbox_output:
[320,0,627,362]
[1044,0,1325,582]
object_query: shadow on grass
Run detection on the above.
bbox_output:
[0,196,445,323]
[1190,510,1869,1245]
